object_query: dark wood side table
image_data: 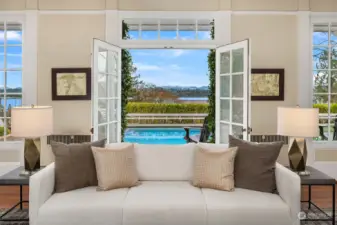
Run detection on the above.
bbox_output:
[300,166,335,225]
[0,166,34,222]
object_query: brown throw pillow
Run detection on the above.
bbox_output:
[229,135,283,193]
[51,139,106,193]
[192,146,238,191]
[92,144,139,191]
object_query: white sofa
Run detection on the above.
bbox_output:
[29,143,301,225]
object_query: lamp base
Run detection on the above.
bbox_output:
[298,170,311,176]
[24,138,41,172]
[288,137,309,176]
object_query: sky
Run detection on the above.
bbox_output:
[129,30,210,87]
[312,29,336,71]
[130,48,209,87]
[0,30,22,89]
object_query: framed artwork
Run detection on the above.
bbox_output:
[52,68,91,101]
[251,69,284,101]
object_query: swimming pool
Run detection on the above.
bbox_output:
[124,128,201,144]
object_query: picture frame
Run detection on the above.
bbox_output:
[251,68,284,101]
[52,68,91,101]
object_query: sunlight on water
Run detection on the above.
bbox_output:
[124,128,200,144]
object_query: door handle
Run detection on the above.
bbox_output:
[242,127,253,134]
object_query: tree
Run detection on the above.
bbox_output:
[207,21,216,143]
[121,21,134,141]
[313,43,337,105]
[131,82,179,103]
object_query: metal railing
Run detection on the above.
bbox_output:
[127,113,208,127]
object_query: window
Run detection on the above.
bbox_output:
[313,22,337,141]
[123,19,213,41]
[0,22,23,140]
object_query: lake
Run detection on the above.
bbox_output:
[0,98,22,109]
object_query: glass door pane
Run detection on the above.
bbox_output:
[216,39,251,144]
[92,39,121,143]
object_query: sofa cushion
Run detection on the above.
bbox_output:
[123,181,206,225]
[192,146,238,191]
[36,187,128,225]
[51,139,106,193]
[133,143,196,181]
[229,135,283,193]
[197,143,229,151]
[92,145,139,191]
[202,188,292,225]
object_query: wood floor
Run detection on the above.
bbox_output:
[0,185,336,209]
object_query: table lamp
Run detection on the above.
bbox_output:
[10,105,53,175]
[277,106,319,175]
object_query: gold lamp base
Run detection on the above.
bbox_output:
[21,138,41,176]
[288,138,310,176]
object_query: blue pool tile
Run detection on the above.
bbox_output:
[124,128,201,145]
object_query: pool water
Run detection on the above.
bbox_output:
[124,128,201,144]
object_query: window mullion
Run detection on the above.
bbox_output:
[176,19,179,40]
[328,22,332,141]
[138,21,142,40]
[3,22,7,139]
[195,19,198,40]
[158,20,160,40]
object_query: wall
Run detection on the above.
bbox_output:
[37,14,105,164]
[231,14,298,134]
[38,14,105,134]
[0,0,336,11]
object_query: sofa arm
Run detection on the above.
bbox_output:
[275,163,301,225]
[29,163,55,225]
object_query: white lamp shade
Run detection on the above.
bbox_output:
[277,107,319,138]
[11,106,53,138]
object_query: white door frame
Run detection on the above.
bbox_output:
[92,39,122,143]
[215,39,251,143]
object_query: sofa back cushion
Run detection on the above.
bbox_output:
[51,139,106,193]
[133,143,196,181]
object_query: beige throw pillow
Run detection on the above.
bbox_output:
[92,144,139,191]
[192,146,238,191]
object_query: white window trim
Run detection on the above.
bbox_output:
[106,10,231,48]
[0,11,37,148]
[303,13,337,149]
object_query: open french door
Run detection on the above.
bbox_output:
[92,39,122,143]
[215,39,251,144]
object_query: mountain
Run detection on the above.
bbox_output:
[0,87,22,93]
[158,85,209,98]
[160,85,208,90]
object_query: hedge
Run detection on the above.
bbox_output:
[0,127,10,136]
[126,102,209,114]
[127,102,332,115]
[313,103,337,113]
[126,102,208,124]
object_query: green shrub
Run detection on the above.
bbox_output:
[126,102,209,114]
[126,102,209,124]
[0,126,10,136]
[313,103,337,113]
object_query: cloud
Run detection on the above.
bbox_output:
[199,31,211,40]
[170,49,187,57]
[0,31,22,41]
[169,64,181,70]
[134,63,162,71]
[140,70,208,87]
[134,62,183,72]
